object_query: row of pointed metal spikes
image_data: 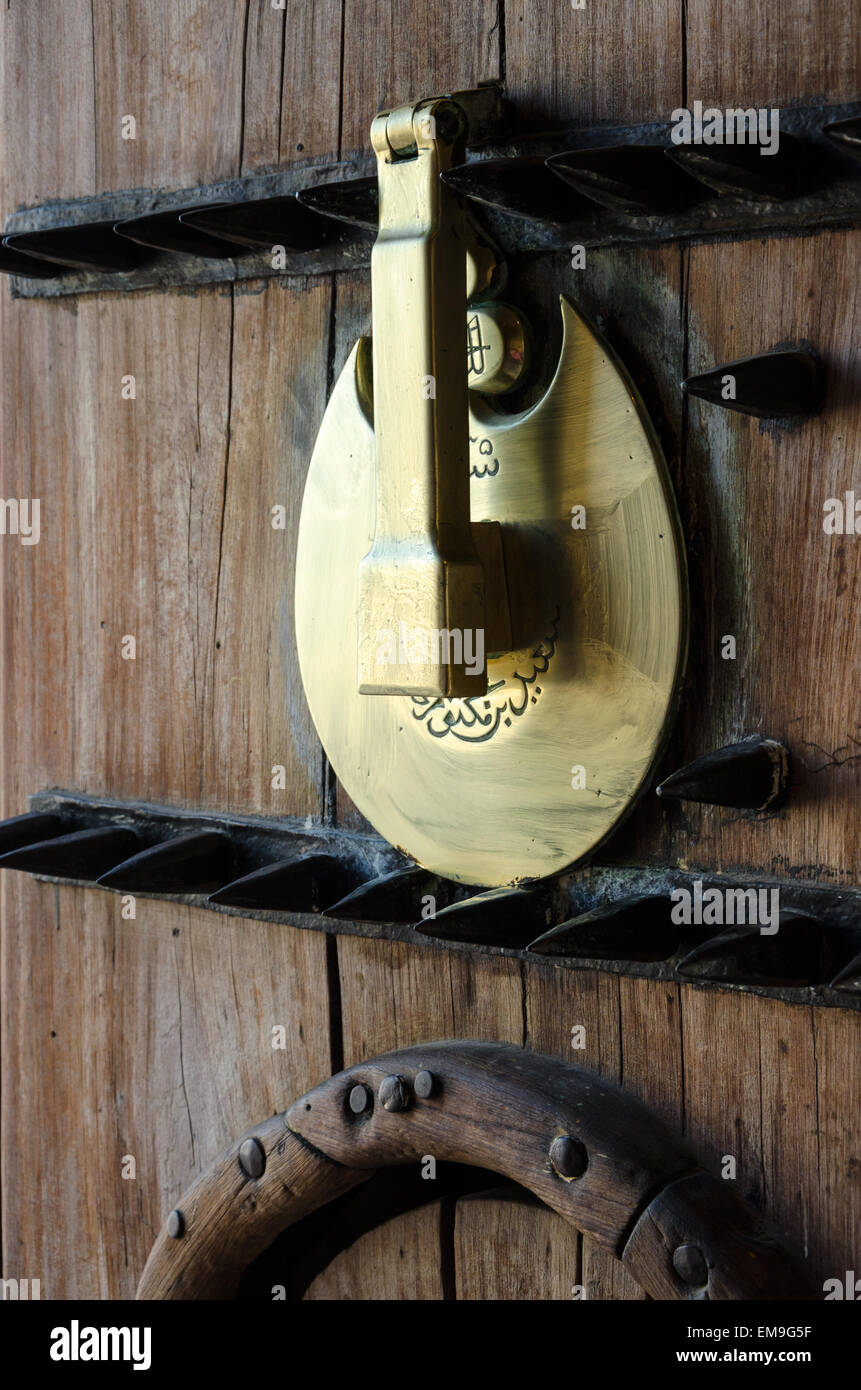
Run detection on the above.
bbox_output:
[3,105,860,303]
[2,737,859,1006]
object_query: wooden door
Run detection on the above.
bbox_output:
[0,1,858,1303]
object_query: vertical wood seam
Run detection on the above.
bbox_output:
[325,933,344,1076]
[321,275,342,824]
[439,1195,457,1300]
[90,1,98,189]
[238,0,251,175]
[495,0,506,84]
[335,0,347,161]
[276,3,287,164]
[211,289,236,790]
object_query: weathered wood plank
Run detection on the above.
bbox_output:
[0,6,342,1305]
[339,0,500,157]
[305,1206,446,1299]
[685,0,859,107]
[678,987,852,1292]
[524,959,627,1299]
[632,231,861,884]
[278,0,345,167]
[91,0,249,190]
[0,279,331,822]
[202,280,332,819]
[0,1,97,207]
[504,0,682,127]
[338,936,523,1063]
[680,988,766,1207]
[1,0,858,1309]
[454,1194,581,1300]
[810,1006,861,1289]
[0,878,330,1299]
[325,936,521,1298]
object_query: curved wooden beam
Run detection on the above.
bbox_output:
[137,1120,373,1300]
[138,1042,813,1301]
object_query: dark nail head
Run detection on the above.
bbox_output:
[348,1083,372,1115]
[673,1243,709,1286]
[167,1209,185,1239]
[238,1136,266,1180]
[549,1134,588,1180]
[414,1070,436,1099]
[379,1074,410,1112]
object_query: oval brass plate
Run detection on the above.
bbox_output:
[296,298,687,886]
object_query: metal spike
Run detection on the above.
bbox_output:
[324,865,461,923]
[829,951,861,994]
[441,158,582,222]
[3,224,151,273]
[0,825,140,880]
[209,853,359,913]
[414,886,551,948]
[0,811,65,855]
[822,117,861,162]
[179,197,333,252]
[114,206,240,258]
[528,894,678,962]
[682,349,823,419]
[97,829,236,894]
[657,736,789,811]
[0,244,68,279]
[545,145,697,214]
[676,910,824,986]
[296,178,378,232]
[665,137,803,201]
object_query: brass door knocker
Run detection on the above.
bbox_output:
[295,90,687,886]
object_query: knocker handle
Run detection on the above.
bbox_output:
[358,94,492,698]
[138,1042,812,1301]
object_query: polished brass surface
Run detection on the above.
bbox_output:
[296,291,687,885]
[466,302,529,395]
[358,96,490,698]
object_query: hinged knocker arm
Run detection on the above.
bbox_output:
[359,93,499,697]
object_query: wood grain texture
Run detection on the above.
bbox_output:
[202,280,332,818]
[685,0,859,107]
[287,1041,694,1248]
[0,1,97,208]
[0,2,341,1303]
[520,964,854,1297]
[631,231,861,884]
[277,0,345,168]
[524,962,625,1298]
[138,1125,370,1300]
[454,1193,581,1300]
[504,0,683,127]
[338,936,524,1064]
[807,1006,861,1285]
[91,1,250,191]
[1,0,345,204]
[623,1169,813,1301]
[679,987,852,1291]
[0,878,331,1298]
[327,936,522,1297]
[339,0,500,158]
[305,1205,446,1300]
[0,279,331,822]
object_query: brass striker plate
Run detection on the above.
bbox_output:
[295,298,687,887]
